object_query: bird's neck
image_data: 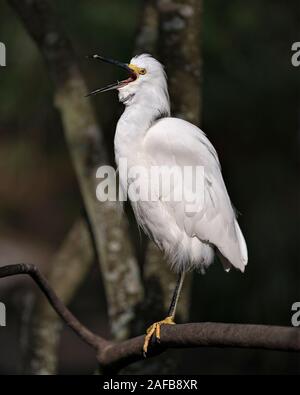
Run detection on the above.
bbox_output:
[115,88,170,163]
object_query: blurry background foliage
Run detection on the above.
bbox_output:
[0,0,299,374]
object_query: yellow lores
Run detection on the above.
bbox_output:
[128,63,147,75]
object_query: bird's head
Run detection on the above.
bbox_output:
[86,53,169,107]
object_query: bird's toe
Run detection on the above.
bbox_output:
[143,316,175,357]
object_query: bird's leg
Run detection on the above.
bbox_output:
[143,270,185,356]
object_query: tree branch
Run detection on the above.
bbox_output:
[1,264,299,374]
[100,321,300,373]
[0,264,106,350]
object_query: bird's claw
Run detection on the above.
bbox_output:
[143,315,175,357]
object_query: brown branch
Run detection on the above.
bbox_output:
[100,322,300,373]
[0,264,106,351]
[1,264,300,374]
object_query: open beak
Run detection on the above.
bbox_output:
[85,54,137,97]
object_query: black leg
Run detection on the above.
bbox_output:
[143,270,186,356]
[168,271,185,318]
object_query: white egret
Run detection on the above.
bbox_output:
[87,54,248,355]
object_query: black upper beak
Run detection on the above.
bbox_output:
[86,54,131,72]
[85,54,131,97]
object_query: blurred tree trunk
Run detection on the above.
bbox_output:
[158,0,203,124]
[122,0,203,374]
[136,0,203,323]
[26,219,94,374]
[8,0,143,374]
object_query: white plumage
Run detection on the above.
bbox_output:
[113,54,248,274]
[87,52,248,353]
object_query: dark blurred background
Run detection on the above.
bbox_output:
[0,0,299,374]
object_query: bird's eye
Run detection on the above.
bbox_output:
[139,68,146,75]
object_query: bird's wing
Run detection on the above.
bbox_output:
[143,117,248,271]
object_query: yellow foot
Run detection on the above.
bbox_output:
[143,316,175,356]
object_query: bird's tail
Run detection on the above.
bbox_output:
[217,220,248,273]
[232,220,248,272]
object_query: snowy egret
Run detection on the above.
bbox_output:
[87,54,248,355]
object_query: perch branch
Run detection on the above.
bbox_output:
[1,264,299,374]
